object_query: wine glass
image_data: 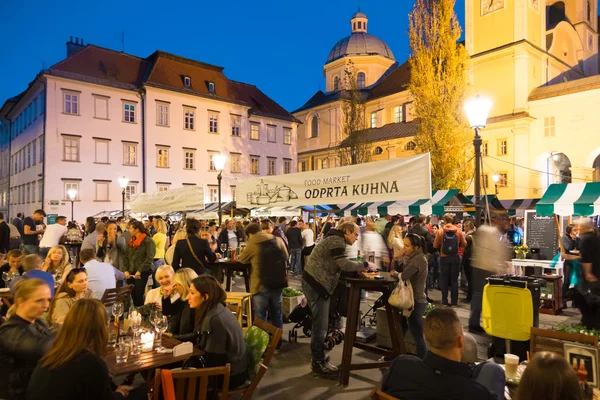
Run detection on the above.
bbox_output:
[2,272,10,288]
[220,243,227,255]
[153,315,169,351]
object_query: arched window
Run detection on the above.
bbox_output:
[333,76,340,91]
[357,72,366,89]
[405,141,416,151]
[311,116,319,138]
[373,146,383,155]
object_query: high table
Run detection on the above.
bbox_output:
[339,272,406,386]
[213,260,251,292]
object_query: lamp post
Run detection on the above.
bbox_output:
[118,176,129,219]
[67,189,77,222]
[213,154,227,226]
[492,174,500,195]
[464,95,492,227]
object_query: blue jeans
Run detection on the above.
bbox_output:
[401,302,428,358]
[440,255,460,305]
[472,361,506,400]
[39,247,50,260]
[302,280,330,362]
[252,288,283,330]
[23,244,39,255]
[290,248,302,275]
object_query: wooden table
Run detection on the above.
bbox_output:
[214,260,251,292]
[104,335,202,379]
[339,272,406,386]
[0,289,12,308]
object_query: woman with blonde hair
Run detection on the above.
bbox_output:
[0,279,53,399]
[27,299,145,399]
[151,219,168,288]
[43,245,72,286]
[144,264,176,308]
[388,225,405,270]
[47,268,94,325]
[161,268,199,341]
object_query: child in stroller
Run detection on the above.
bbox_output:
[287,296,345,350]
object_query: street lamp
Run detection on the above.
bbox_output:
[464,95,492,227]
[67,189,77,222]
[492,174,500,195]
[118,176,129,219]
[213,154,227,225]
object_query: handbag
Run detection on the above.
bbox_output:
[388,278,414,316]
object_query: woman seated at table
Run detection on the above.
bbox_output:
[0,279,53,400]
[172,219,216,275]
[161,268,198,341]
[27,299,147,400]
[516,351,585,400]
[47,268,94,326]
[43,245,72,287]
[145,264,176,309]
[186,275,248,388]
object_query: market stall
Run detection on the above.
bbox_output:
[129,185,205,215]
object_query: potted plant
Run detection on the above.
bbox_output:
[282,287,303,318]
[513,244,529,260]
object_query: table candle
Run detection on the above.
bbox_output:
[141,331,155,352]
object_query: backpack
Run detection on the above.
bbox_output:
[442,229,459,256]
[259,238,288,290]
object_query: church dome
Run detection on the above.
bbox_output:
[326,12,395,64]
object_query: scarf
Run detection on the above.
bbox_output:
[129,233,147,249]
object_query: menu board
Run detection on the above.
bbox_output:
[524,211,559,260]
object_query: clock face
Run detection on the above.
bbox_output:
[530,0,539,11]
[482,0,505,15]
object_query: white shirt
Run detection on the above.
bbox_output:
[302,228,315,247]
[84,259,116,300]
[227,229,238,249]
[39,223,68,248]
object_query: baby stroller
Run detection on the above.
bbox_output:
[287,297,345,350]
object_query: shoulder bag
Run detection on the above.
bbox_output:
[388,278,414,316]
[187,238,206,269]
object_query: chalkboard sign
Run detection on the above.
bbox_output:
[524,211,559,260]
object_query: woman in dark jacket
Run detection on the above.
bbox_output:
[124,220,156,306]
[0,279,53,400]
[161,268,198,342]
[172,219,216,275]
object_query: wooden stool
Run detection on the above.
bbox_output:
[226,292,253,331]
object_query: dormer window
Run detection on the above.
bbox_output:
[208,82,215,93]
[184,76,191,87]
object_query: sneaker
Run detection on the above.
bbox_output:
[311,360,339,380]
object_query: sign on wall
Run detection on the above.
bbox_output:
[237,154,432,208]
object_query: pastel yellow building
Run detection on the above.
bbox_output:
[294,2,600,201]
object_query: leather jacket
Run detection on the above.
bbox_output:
[0,315,54,399]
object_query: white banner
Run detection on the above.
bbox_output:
[130,186,205,214]
[250,208,302,217]
[237,154,432,208]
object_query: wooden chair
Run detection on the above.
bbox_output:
[153,364,231,400]
[100,284,133,308]
[370,389,400,400]
[530,327,598,356]
[229,318,282,400]
[227,303,243,326]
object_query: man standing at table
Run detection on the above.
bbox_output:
[302,221,375,379]
[22,210,46,255]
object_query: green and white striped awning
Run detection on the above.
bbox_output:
[336,190,463,217]
[537,183,600,216]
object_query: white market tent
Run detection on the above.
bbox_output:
[130,185,205,214]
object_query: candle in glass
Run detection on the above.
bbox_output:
[141,331,155,352]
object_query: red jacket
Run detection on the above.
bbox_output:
[433,224,467,257]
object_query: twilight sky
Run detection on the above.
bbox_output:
[0,0,466,112]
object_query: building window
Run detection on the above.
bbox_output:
[250,157,259,175]
[284,160,291,174]
[498,173,508,187]
[209,186,218,202]
[157,147,169,168]
[405,141,416,151]
[267,125,276,143]
[208,82,215,93]
[26,183,30,203]
[231,115,241,137]
[38,180,43,202]
[283,128,292,145]
[268,158,276,175]
[184,108,195,130]
[498,140,507,155]
[299,161,307,172]
[95,182,109,201]
[483,174,489,188]
[321,158,328,169]
[94,139,109,164]
[482,142,488,156]
[230,153,241,173]
[544,117,555,137]
[64,182,79,200]
[39,136,44,162]
[208,112,219,133]
[231,186,236,202]
[357,72,366,88]
[32,140,37,166]
[125,184,136,201]
[21,149,25,170]
[184,76,191,87]
[27,144,31,168]
[251,123,260,140]
[208,152,219,171]
[63,136,80,161]
[370,112,377,128]
[333,76,340,91]
[123,103,136,123]
[157,185,169,192]
[31,181,35,204]
[156,102,169,126]
[394,106,403,123]
[184,150,195,170]
[123,143,137,165]
[63,91,79,115]
[94,96,108,119]
[310,116,319,138]
[374,146,383,155]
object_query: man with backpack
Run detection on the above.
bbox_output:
[238,222,289,348]
[433,213,466,306]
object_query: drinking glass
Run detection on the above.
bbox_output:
[131,333,142,356]
[112,301,124,321]
[2,272,9,287]
[220,243,228,255]
[123,311,130,333]
[153,315,169,351]
[115,344,129,363]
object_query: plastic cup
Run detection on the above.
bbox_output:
[115,345,129,363]
[505,354,519,379]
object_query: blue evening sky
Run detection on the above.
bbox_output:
[0,0,466,112]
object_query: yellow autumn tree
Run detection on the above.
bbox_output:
[408,0,474,190]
